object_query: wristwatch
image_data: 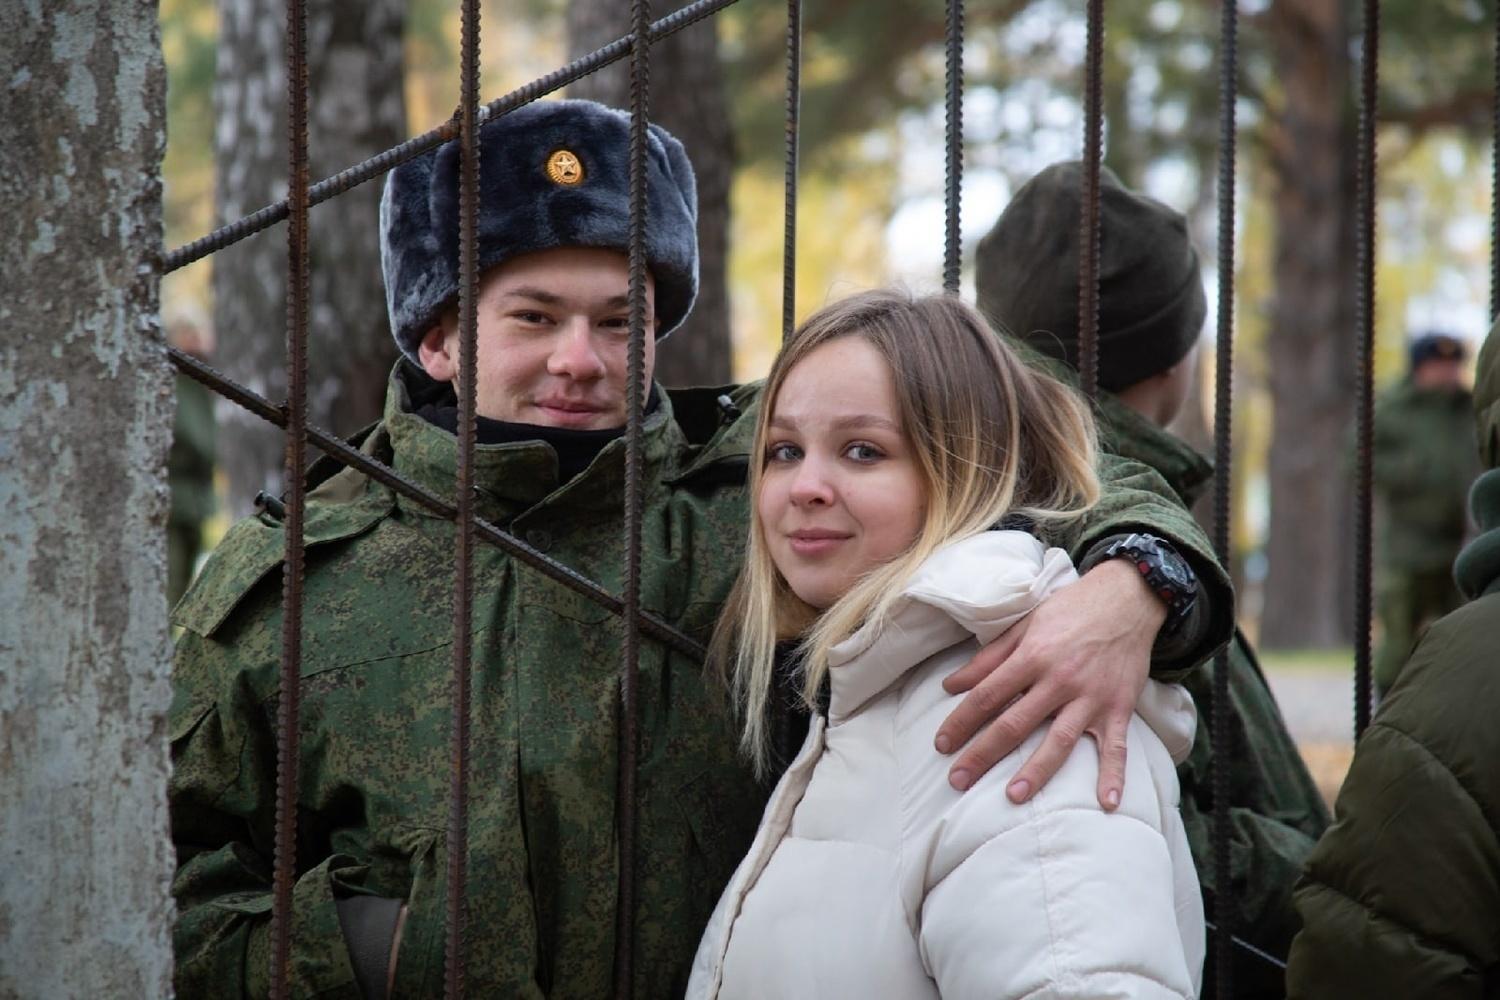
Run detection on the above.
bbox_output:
[1099,533,1198,635]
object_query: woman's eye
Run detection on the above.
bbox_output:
[767,442,802,463]
[846,443,884,462]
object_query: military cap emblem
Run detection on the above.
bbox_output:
[546,149,584,186]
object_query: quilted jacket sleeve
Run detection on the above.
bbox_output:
[910,714,1203,999]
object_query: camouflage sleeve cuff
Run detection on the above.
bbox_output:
[1078,534,1213,672]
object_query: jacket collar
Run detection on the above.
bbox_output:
[1455,468,1500,599]
[1095,391,1214,507]
[824,532,1077,721]
[821,530,1198,762]
[382,361,687,521]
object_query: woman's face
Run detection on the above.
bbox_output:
[758,336,927,610]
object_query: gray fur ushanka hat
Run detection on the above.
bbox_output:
[380,99,699,363]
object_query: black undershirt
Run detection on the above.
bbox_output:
[414,385,660,483]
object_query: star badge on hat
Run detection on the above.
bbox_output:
[546,149,584,186]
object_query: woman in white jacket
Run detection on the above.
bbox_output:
[688,290,1204,999]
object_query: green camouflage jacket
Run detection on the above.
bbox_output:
[168,363,1233,999]
[1096,394,1330,998]
[1373,379,1478,572]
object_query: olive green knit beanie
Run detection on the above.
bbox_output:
[974,161,1207,392]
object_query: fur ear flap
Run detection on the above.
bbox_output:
[379,99,700,365]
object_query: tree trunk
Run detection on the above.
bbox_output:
[1258,0,1359,649]
[213,0,406,516]
[566,0,734,388]
[0,3,174,995]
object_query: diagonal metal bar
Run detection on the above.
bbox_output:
[444,0,482,993]
[166,347,707,662]
[614,3,653,995]
[943,0,964,294]
[1077,0,1106,401]
[160,0,743,275]
[1353,0,1380,740]
[1211,0,1239,993]
[782,0,801,341]
[269,0,310,993]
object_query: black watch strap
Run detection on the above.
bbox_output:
[1098,532,1199,634]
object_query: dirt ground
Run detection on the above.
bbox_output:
[1259,654,1360,808]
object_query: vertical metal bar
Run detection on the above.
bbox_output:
[1077,0,1105,401]
[1211,0,1239,994]
[445,0,481,993]
[1492,2,1499,323]
[782,0,801,341]
[614,1,652,995]
[269,0,310,993]
[1353,0,1379,740]
[943,0,964,294]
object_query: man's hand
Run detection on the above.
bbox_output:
[933,558,1166,810]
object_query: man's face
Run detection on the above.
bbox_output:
[1413,357,1466,392]
[418,247,657,429]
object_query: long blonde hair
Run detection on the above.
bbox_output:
[712,289,1102,774]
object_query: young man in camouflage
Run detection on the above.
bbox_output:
[1371,331,1478,696]
[168,102,1234,998]
[975,161,1330,999]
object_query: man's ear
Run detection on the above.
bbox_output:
[417,324,456,382]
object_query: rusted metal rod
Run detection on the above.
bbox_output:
[268,0,310,992]
[1077,0,1105,401]
[1353,0,1380,740]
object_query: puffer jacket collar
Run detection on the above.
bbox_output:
[824,531,1197,762]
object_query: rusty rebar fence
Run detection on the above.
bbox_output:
[1211,0,1240,994]
[1353,0,1380,741]
[156,0,1432,994]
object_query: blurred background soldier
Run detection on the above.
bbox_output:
[165,316,218,607]
[976,160,1330,998]
[1371,331,1477,696]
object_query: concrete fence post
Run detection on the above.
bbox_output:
[0,2,175,996]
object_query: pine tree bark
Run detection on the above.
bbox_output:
[566,0,734,388]
[213,0,406,515]
[0,3,174,994]
[1258,0,1359,649]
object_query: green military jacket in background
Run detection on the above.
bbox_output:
[1096,393,1330,999]
[169,362,1233,999]
[170,371,218,527]
[1373,378,1477,572]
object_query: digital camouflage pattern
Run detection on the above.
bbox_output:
[1371,379,1477,692]
[168,362,1233,999]
[1094,392,1330,999]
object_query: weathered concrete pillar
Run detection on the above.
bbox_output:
[0,3,175,997]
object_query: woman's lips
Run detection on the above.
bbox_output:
[787,531,851,556]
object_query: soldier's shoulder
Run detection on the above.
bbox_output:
[665,381,762,490]
[172,483,399,639]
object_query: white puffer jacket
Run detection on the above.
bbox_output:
[687,531,1205,1000]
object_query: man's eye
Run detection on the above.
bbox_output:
[514,311,550,325]
[767,442,802,463]
[845,443,884,463]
